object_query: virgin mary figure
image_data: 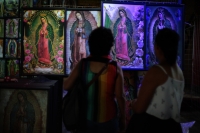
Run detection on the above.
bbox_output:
[113,8,133,62]
[35,14,54,67]
[70,11,92,69]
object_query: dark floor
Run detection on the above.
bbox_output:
[180,111,200,133]
[62,91,200,133]
[180,95,200,133]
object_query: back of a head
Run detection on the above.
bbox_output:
[88,27,114,56]
[155,28,180,66]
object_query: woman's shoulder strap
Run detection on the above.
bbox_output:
[155,65,167,75]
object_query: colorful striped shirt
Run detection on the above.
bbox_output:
[81,56,118,123]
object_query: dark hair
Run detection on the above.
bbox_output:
[118,9,127,17]
[75,11,84,20]
[155,28,180,66]
[88,27,114,56]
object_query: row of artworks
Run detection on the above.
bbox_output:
[0,2,184,76]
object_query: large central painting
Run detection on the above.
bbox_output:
[22,8,65,75]
[102,2,145,70]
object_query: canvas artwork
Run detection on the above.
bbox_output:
[22,9,65,75]
[0,19,4,37]
[5,18,19,38]
[0,89,48,133]
[6,59,19,77]
[4,0,19,17]
[146,5,184,69]
[5,39,18,58]
[66,10,101,74]
[0,59,5,78]
[0,39,3,58]
[102,3,145,70]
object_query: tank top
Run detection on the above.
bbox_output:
[146,65,184,122]
[81,56,118,123]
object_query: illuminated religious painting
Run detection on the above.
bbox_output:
[0,0,3,17]
[123,70,137,126]
[5,18,19,38]
[0,89,48,133]
[146,4,184,69]
[66,9,101,74]
[5,39,18,58]
[22,9,65,75]
[0,59,5,78]
[102,2,145,70]
[4,0,19,17]
[0,19,4,37]
[0,39,3,58]
[6,59,19,77]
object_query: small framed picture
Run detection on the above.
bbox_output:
[5,18,19,38]
[4,0,19,17]
[5,39,18,58]
[6,59,20,77]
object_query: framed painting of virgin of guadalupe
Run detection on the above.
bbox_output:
[5,18,19,38]
[65,8,101,75]
[145,4,184,70]
[21,8,66,76]
[4,0,19,17]
[6,59,20,78]
[102,1,145,70]
[0,80,60,133]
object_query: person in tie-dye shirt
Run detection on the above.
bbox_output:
[63,27,126,133]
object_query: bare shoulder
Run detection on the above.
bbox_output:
[144,65,168,86]
[146,65,166,76]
